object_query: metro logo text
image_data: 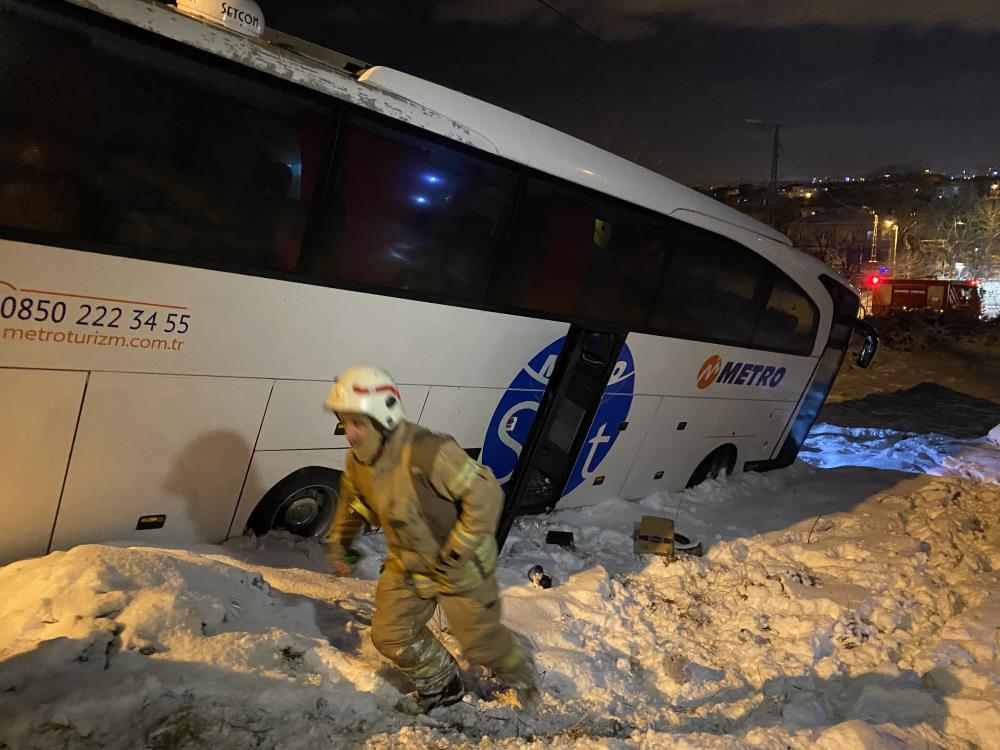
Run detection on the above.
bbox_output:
[696,354,786,390]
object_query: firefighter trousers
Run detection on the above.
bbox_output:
[370,561,536,697]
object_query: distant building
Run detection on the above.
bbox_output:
[783,185,818,199]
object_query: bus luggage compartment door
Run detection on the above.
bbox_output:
[50,372,272,551]
[496,327,625,545]
[0,368,87,564]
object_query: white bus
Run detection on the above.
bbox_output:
[0,0,876,565]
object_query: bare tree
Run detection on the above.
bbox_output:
[911,194,1000,279]
[966,196,1000,278]
[788,220,870,277]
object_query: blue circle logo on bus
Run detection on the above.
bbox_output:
[481,336,634,497]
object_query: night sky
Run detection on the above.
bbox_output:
[266,1,1000,187]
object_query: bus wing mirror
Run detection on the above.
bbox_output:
[854,320,879,369]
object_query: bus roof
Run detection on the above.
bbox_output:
[68,0,843,282]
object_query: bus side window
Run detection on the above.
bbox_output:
[0,4,326,272]
[489,179,594,318]
[753,275,818,354]
[490,179,667,326]
[315,118,518,303]
[576,208,668,328]
[650,226,766,346]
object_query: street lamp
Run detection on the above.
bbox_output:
[869,212,879,263]
[746,118,781,227]
[884,219,899,269]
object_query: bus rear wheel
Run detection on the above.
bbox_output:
[686,446,736,489]
[247,467,340,538]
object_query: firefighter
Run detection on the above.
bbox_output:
[323,365,540,712]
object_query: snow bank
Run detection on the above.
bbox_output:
[803,423,1000,483]
[989,423,1000,449]
[3,466,998,748]
[501,471,1000,749]
[0,544,400,749]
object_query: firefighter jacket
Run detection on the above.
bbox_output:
[325,420,504,594]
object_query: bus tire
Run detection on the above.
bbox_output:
[686,446,736,489]
[246,467,341,538]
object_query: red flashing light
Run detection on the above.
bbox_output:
[870,276,880,286]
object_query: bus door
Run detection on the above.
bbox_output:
[496,326,625,546]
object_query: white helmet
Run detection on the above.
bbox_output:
[325,365,406,431]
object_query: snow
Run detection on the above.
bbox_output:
[803,424,1000,483]
[3,322,999,749]
[989,423,1000,449]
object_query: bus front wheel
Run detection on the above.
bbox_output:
[247,467,340,538]
[686,446,736,489]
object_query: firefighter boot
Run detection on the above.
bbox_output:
[416,673,465,712]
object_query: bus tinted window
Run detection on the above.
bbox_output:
[490,179,668,327]
[753,275,817,354]
[577,203,669,327]
[0,3,326,272]
[314,118,518,303]
[651,226,766,345]
[820,274,860,348]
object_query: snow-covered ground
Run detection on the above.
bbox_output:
[825,314,1000,407]
[3,319,999,750]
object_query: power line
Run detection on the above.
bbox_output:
[528,0,675,90]
[530,0,776,178]
[528,0,777,184]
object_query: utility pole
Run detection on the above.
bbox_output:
[769,124,781,227]
[746,119,782,227]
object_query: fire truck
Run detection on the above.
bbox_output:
[859,276,984,320]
